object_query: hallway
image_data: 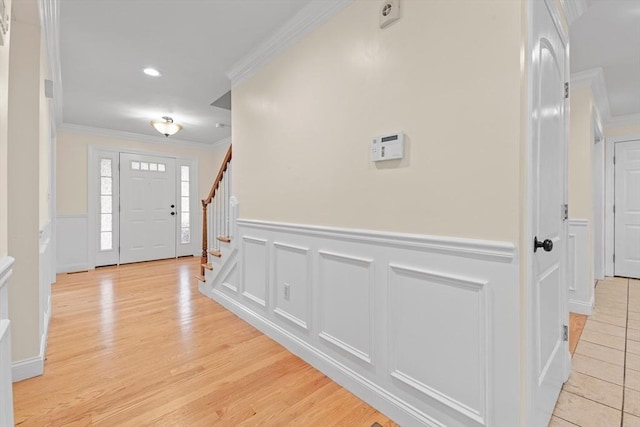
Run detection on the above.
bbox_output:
[552,277,640,426]
[12,257,396,426]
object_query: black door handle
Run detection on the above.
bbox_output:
[534,237,553,253]
[171,212,175,216]
[171,204,175,208]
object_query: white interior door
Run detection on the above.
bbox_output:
[120,153,177,264]
[530,1,569,425]
[615,140,640,278]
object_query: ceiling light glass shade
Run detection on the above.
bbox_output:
[151,116,182,137]
[143,67,161,77]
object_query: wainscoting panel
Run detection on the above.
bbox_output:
[568,220,593,315]
[318,250,374,365]
[200,216,519,427]
[241,236,269,308]
[0,257,15,426]
[273,242,311,331]
[56,214,89,273]
[389,264,489,425]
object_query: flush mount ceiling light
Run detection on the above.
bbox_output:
[143,67,161,77]
[151,116,182,137]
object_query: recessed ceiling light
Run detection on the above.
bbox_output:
[143,67,161,77]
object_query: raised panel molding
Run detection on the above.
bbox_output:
[389,264,490,426]
[273,242,311,331]
[56,214,89,273]
[241,236,269,308]
[200,217,520,426]
[568,220,593,314]
[318,250,374,365]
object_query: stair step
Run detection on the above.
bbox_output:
[208,250,222,258]
[201,263,213,271]
[217,236,231,243]
[194,275,205,282]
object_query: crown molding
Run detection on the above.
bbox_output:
[39,0,63,128]
[605,113,640,129]
[571,68,611,123]
[560,0,587,25]
[226,0,354,87]
[58,123,228,151]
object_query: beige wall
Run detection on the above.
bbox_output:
[605,123,640,139]
[57,131,228,215]
[232,0,523,242]
[568,86,595,220]
[7,14,43,361]
[39,35,51,229]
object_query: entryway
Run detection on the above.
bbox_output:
[89,147,197,268]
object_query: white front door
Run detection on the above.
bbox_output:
[615,140,640,278]
[120,153,177,264]
[530,1,569,425]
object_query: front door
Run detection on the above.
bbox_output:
[615,140,640,278]
[119,153,177,264]
[530,1,569,425]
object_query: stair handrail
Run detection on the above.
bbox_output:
[200,145,232,277]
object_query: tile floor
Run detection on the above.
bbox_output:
[551,277,640,427]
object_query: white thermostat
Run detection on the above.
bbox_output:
[371,131,404,161]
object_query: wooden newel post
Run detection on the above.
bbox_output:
[201,199,208,277]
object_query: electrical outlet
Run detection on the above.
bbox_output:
[284,283,291,301]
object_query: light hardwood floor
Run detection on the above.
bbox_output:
[13,257,397,426]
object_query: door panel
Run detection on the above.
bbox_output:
[531,2,568,426]
[120,153,177,264]
[615,140,640,278]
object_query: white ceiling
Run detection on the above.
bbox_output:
[58,0,639,145]
[571,0,640,119]
[59,0,313,145]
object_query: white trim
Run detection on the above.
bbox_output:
[204,287,446,427]
[12,356,43,383]
[559,0,587,25]
[0,257,14,288]
[38,0,63,127]
[571,68,611,123]
[226,0,354,87]
[59,123,226,150]
[606,113,640,128]
[569,295,594,315]
[568,219,588,227]
[238,219,516,263]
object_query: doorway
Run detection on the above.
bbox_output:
[614,139,640,278]
[89,146,197,268]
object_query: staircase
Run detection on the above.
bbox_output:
[196,145,235,283]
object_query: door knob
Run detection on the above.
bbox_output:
[171,212,175,216]
[170,204,175,208]
[534,237,553,253]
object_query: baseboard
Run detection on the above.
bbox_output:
[12,299,50,383]
[206,286,444,427]
[12,355,43,382]
[569,296,594,315]
[57,263,90,274]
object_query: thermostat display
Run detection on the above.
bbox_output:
[371,131,404,161]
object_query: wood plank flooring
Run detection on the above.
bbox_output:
[569,312,588,355]
[13,257,396,426]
